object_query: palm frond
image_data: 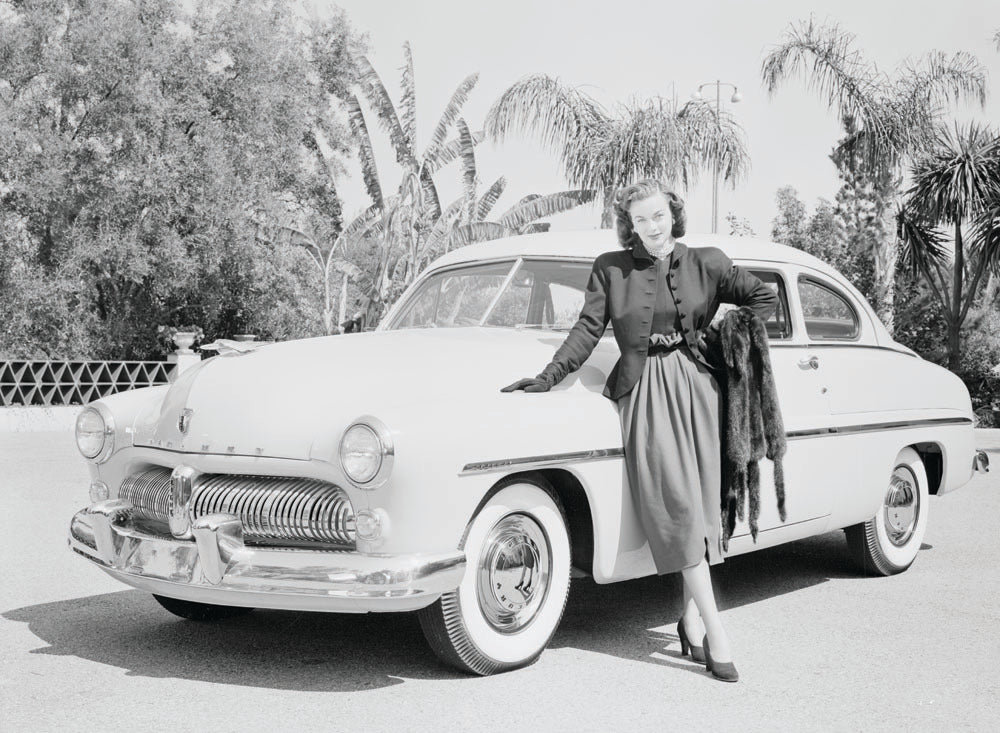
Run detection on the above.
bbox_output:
[476,176,507,221]
[498,189,596,230]
[419,166,441,221]
[422,196,465,255]
[424,130,485,174]
[968,202,1000,274]
[906,123,1000,224]
[677,100,751,188]
[345,94,384,208]
[761,18,890,154]
[447,221,511,249]
[518,222,550,234]
[355,54,413,165]
[456,118,478,224]
[897,204,950,277]
[422,72,480,163]
[994,29,1000,51]
[485,74,611,182]
[400,41,417,152]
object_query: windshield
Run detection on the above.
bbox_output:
[387,259,597,331]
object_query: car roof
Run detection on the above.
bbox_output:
[426,230,840,276]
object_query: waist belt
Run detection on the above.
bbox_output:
[647,332,685,355]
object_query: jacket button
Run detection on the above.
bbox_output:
[674,299,682,304]
[679,313,687,318]
[672,260,680,268]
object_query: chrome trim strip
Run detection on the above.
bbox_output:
[786,416,972,440]
[461,448,624,475]
[461,417,973,473]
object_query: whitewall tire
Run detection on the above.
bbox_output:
[417,477,571,675]
[846,447,929,576]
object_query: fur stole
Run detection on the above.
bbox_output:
[713,307,787,549]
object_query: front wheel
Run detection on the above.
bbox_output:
[845,447,929,576]
[152,594,255,622]
[417,477,571,675]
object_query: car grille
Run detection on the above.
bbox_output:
[118,467,356,547]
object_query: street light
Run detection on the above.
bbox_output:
[691,81,742,234]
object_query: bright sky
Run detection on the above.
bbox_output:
[320,0,999,238]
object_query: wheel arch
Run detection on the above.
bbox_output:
[472,469,595,577]
[911,441,944,495]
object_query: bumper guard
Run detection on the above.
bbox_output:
[68,500,466,613]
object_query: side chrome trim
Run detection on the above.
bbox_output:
[460,448,624,476]
[460,417,974,474]
[786,416,973,440]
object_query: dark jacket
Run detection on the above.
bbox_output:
[713,307,787,550]
[537,240,778,400]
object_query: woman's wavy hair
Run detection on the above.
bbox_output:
[612,179,686,248]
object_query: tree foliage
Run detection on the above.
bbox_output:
[485,74,750,225]
[0,0,364,358]
[761,18,988,331]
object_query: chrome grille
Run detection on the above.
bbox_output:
[119,467,172,521]
[115,467,356,546]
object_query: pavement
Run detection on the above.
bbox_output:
[2,431,999,732]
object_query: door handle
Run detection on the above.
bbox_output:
[798,356,820,370]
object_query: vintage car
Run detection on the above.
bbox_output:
[68,231,989,675]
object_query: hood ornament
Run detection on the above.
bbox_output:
[178,408,194,435]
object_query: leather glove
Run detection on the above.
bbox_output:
[500,376,552,393]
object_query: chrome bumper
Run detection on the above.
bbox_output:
[68,500,466,613]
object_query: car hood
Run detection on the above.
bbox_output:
[132,328,594,459]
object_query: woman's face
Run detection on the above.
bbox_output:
[628,193,674,249]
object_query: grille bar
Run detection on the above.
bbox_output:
[116,467,355,546]
[119,467,172,521]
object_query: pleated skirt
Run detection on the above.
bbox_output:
[616,346,723,574]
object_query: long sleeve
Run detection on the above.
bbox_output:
[716,255,778,323]
[537,258,610,386]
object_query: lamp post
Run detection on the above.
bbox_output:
[690,81,742,234]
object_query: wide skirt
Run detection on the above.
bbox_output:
[616,346,723,574]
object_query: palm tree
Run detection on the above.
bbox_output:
[898,123,1000,370]
[761,17,988,331]
[484,75,750,227]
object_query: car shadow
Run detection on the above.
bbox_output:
[4,530,885,689]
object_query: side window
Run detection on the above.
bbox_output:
[747,270,792,339]
[797,277,861,340]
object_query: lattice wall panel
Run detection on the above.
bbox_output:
[0,361,176,406]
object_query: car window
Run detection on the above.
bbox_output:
[486,259,592,328]
[748,269,792,339]
[394,262,515,328]
[797,276,861,340]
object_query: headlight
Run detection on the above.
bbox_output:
[76,406,114,462]
[339,416,394,488]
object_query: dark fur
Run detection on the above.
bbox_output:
[714,307,787,549]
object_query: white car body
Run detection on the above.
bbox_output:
[68,231,985,674]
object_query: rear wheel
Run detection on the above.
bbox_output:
[418,477,571,675]
[845,447,928,576]
[152,594,254,622]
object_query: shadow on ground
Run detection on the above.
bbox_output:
[4,530,914,690]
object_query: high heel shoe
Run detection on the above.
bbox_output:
[702,634,739,683]
[676,616,705,663]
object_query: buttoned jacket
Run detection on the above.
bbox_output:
[537,240,778,400]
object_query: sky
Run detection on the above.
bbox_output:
[318,0,999,238]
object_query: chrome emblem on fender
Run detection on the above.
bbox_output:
[178,408,193,435]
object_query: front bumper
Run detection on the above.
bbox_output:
[68,501,466,613]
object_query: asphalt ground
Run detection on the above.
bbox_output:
[2,432,998,733]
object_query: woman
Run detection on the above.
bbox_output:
[502,179,777,682]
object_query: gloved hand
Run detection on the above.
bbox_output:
[500,377,552,393]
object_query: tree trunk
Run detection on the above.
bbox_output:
[600,188,614,229]
[947,220,963,372]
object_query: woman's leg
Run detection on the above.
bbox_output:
[681,579,704,640]
[680,557,732,662]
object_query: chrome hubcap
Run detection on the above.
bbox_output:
[884,466,919,547]
[476,513,551,633]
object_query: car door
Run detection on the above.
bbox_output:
[722,264,846,555]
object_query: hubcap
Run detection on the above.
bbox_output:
[884,466,919,547]
[476,513,551,633]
